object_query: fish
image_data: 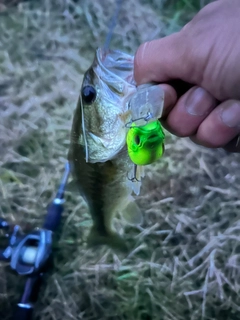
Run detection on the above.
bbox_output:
[68,48,145,252]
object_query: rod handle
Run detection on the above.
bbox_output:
[13,303,33,320]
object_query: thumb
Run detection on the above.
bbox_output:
[134,32,199,85]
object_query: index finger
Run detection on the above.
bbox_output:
[134,33,194,85]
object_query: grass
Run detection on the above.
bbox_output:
[0,0,240,319]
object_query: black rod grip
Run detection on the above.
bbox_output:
[43,201,63,232]
[12,304,33,320]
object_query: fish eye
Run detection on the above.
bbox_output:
[82,85,97,104]
[134,135,140,145]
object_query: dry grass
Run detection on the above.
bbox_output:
[0,0,240,319]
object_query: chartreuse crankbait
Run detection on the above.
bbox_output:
[126,120,165,166]
[126,84,165,181]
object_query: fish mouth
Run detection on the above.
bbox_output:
[96,48,135,86]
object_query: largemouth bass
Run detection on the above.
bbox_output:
[68,48,164,252]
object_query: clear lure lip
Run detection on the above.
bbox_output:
[127,84,165,127]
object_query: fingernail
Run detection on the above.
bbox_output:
[221,102,240,128]
[185,87,212,116]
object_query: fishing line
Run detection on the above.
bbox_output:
[80,94,89,162]
[83,0,124,162]
[104,0,124,50]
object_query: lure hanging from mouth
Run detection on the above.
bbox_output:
[125,84,165,182]
[126,120,165,166]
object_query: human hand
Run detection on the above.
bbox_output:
[134,0,240,152]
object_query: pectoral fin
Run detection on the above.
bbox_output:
[121,201,143,226]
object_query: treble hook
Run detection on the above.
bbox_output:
[127,164,140,182]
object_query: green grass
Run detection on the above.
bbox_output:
[1,0,240,319]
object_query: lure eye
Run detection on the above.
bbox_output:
[82,85,97,104]
[134,135,140,145]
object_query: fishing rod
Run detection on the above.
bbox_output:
[0,2,125,319]
[0,162,70,320]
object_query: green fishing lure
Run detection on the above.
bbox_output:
[126,120,165,166]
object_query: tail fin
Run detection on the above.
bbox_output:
[87,226,128,253]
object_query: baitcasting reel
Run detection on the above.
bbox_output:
[0,220,52,276]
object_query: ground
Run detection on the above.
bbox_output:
[0,0,240,319]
